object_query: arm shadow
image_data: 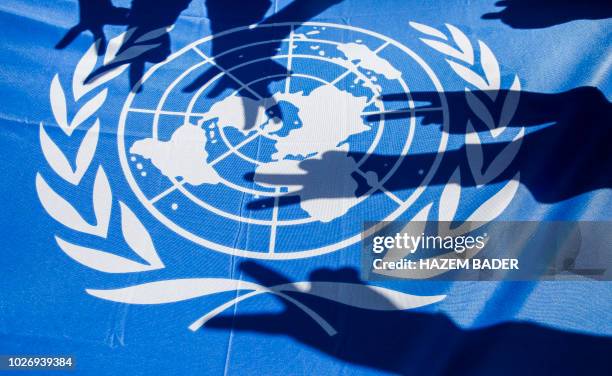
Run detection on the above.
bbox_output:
[482,0,612,29]
[246,86,612,208]
[204,262,612,375]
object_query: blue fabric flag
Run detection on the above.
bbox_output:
[1,0,611,374]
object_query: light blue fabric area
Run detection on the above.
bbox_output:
[0,1,610,375]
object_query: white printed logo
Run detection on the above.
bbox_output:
[36,22,522,332]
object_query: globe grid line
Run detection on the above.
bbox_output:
[138,42,395,203]
[128,33,442,137]
[128,106,443,123]
[200,69,383,167]
[144,69,383,207]
[157,37,401,200]
[32,20,524,333]
[186,54,385,154]
[269,187,281,253]
[173,35,416,175]
[271,25,293,253]
[170,53,406,218]
[192,46,264,100]
[146,62,399,219]
[328,40,390,86]
[283,25,295,94]
[121,22,442,251]
[150,59,210,138]
[182,33,392,111]
[150,179,185,204]
[117,22,450,259]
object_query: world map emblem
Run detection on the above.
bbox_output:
[119,22,450,259]
[37,20,522,329]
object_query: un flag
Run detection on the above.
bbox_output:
[0,0,611,374]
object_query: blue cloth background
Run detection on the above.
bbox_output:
[0,0,611,374]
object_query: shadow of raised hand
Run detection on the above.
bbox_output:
[482,0,612,29]
[204,262,612,375]
[82,0,193,92]
[55,0,129,54]
[183,0,343,130]
[245,86,611,210]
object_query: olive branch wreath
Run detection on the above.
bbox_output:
[375,23,525,279]
[36,23,523,333]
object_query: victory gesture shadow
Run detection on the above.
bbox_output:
[246,86,612,209]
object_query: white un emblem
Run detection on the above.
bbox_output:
[118,22,449,259]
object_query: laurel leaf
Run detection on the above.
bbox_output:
[437,168,462,236]
[73,119,99,184]
[104,36,124,65]
[112,43,161,64]
[467,172,520,222]
[465,120,484,186]
[446,23,474,64]
[56,236,157,273]
[447,175,520,236]
[92,167,112,238]
[382,203,432,262]
[134,25,173,43]
[465,88,495,131]
[188,290,338,335]
[71,89,107,130]
[104,28,137,64]
[36,173,98,235]
[420,39,467,62]
[119,202,163,268]
[271,291,337,335]
[188,291,264,332]
[478,40,500,100]
[72,42,99,100]
[276,282,446,310]
[409,21,447,40]
[439,167,461,222]
[50,75,71,135]
[482,127,524,184]
[39,123,78,185]
[87,279,261,304]
[499,75,521,129]
[447,60,489,91]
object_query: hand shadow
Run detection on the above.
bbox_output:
[55,0,129,55]
[246,86,612,209]
[482,0,612,29]
[205,262,612,375]
[182,0,343,130]
[85,0,193,92]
